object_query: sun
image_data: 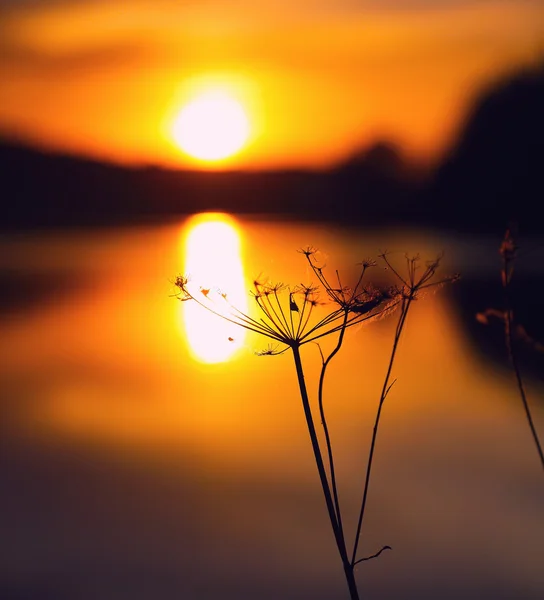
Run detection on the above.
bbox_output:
[171,90,250,162]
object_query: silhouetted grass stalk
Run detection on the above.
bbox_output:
[351,291,409,566]
[500,230,544,470]
[350,253,449,566]
[292,343,360,599]
[316,313,349,551]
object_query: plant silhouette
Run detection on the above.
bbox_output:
[175,248,457,599]
[477,228,544,471]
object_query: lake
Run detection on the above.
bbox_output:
[0,215,542,599]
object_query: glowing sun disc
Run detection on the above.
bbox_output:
[172,91,250,161]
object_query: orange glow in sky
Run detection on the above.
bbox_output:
[0,0,542,170]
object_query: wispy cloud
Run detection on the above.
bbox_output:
[0,0,541,168]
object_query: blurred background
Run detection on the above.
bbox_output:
[1,1,543,599]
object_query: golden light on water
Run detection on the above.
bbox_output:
[181,214,248,363]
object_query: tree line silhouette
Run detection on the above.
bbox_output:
[1,63,542,233]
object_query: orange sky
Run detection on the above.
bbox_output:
[0,0,542,170]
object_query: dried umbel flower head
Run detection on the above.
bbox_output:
[175,252,397,353]
[500,228,517,263]
[377,252,460,300]
[175,249,458,355]
[500,228,518,286]
[300,247,392,313]
[302,247,458,312]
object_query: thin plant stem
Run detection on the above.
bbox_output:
[291,344,360,600]
[502,250,544,470]
[317,311,350,541]
[353,545,392,566]
[351,296,412,566]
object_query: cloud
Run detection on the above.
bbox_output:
[0,38,155,75]
[0,1,168,74]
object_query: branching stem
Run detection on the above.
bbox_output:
[351,296,412,566]
[291,344,360,600]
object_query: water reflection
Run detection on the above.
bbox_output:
[181,213,247,363]
[0,217,542,599]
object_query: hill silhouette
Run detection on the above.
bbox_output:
[1,62,543,233]
[423,63,544,233]
[0,138,420,230]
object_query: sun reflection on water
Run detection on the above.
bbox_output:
[180,213,248,363]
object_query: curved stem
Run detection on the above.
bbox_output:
[502,259,544,470]
[353,545,392,566]
[351,298,412,566]
[291,344,360,599]
[317,312,349,545]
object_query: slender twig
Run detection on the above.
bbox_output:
[317,311,350,540]
[351,296,411,566]
[291,344,360,600]
[501,232,544,470]
[291,345,341,540]
[353,545,392,566]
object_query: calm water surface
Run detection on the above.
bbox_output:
[0,216,542,599]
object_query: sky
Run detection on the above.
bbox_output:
[0,0,542,169]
